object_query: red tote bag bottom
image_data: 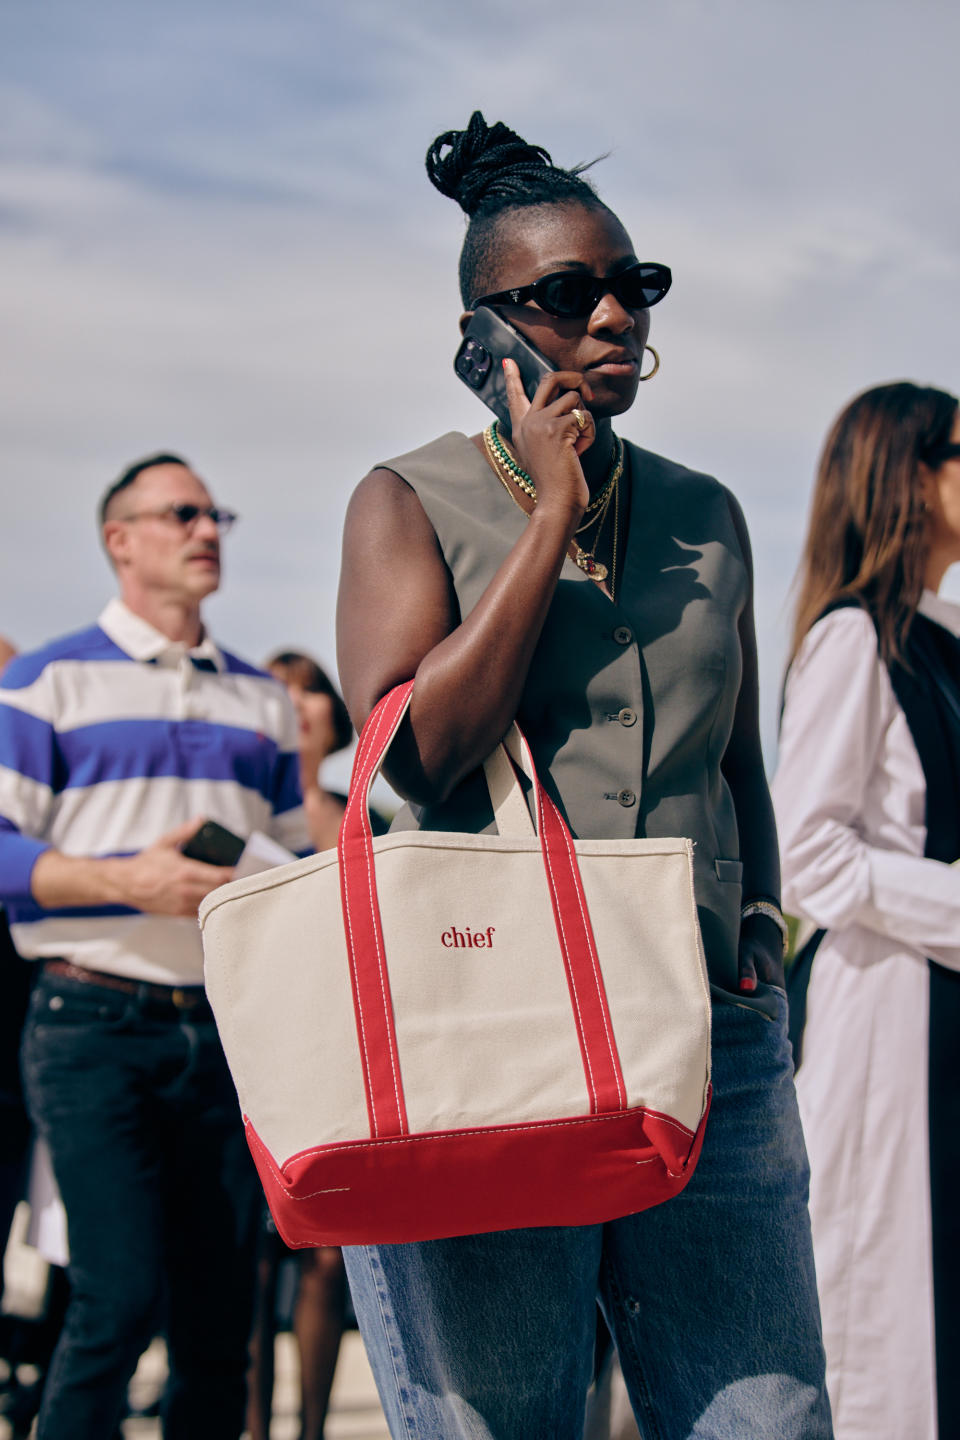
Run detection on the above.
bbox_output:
[246,1093,712,1248]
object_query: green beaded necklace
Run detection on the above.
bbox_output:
[486,419,623,511]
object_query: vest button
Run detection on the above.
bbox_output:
[617,707,637,727]
[613,626,633,646]
[617,789,637,807]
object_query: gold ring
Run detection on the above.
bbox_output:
[572,408,588,432]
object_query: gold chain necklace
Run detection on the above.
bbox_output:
[486,419,623,514]
[482,423,622,588]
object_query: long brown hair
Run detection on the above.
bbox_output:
[264,651,353,755]
[790,381,958,665]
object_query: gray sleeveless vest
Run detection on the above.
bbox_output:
[381,431,748,994]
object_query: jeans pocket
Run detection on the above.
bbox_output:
[711,980,783,1023]
[28,981,130,1030]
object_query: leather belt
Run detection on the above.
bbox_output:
[43,959,209,1012]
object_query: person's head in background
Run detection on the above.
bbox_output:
[265,652,352,778]
[791,381,960,665]
[99,452,238,643]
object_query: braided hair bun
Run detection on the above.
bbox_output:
[426,112,556,217]
[425,112,605,305]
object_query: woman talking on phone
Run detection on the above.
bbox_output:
[336,113,831,1440]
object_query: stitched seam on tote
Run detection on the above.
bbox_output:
[275,1103,694,1161]
[339,886,375,1135]
[248,1127,357,1201]
[557,814,627,1110]
[635,1111,698,1138]
[681,838,713,1108]
[285,1187,350,1196]
[536,785,599,1112]
[200,836,694,917]
[250,1107,684,1199]
[344,688,409,1137]
[341,696,393,1136]
[285,1151,664,1201]
[341,732,377,1135]
[361,697,407,1133]
[537,785,597,1109]
[562,823,626,1108]
[276,1132,667,1201]
[249,1102,698,1197]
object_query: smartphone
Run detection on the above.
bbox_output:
[453,307,555,431]
[181,820,245,867]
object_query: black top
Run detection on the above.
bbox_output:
[888,613,960,1433]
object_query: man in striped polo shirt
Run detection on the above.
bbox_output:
[0,453,310,1439]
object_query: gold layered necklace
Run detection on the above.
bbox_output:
[482,419,623,595]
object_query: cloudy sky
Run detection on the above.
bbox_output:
[3,0,958,783]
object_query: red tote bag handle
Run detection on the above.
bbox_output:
[338,684,627,1140]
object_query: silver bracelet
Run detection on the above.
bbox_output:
[740,899,789,957]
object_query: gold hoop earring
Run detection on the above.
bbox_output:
[639,345,660,382]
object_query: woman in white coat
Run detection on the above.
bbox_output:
[773,380,960,1440]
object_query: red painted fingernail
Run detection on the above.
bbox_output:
[501,358,508,370]
[739,976,757,993]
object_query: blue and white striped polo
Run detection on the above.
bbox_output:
[0,597,310,984]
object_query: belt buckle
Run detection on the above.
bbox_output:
[171,987,195,1010]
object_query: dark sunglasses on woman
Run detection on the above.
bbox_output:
[471,262,672,319]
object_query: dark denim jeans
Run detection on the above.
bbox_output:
[20,970,260,1440]
[345,988,833,1440]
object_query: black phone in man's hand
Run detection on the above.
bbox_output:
[454,307,556,431]
[181,820,245,867]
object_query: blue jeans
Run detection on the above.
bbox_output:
[20,970,261,1440]
[344,988,832,1440]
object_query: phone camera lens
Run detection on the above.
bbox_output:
[455,339,492,390]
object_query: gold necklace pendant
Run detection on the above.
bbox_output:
[574,552,608,581]
[571,465,617,583]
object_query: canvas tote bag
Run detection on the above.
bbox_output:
[199,681,712,1247]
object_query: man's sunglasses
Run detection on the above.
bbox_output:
[120,504,238,534]
[929,443,960,466]
[471,262,672,319]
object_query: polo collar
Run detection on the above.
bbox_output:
[98,597,224,672]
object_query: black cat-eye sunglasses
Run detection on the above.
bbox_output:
[471,262,672,319]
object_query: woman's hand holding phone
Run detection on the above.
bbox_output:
[502,359,596,520]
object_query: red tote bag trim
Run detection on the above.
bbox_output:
[338,683,414,1139]
[254,1100,702,1189]
[534,781,627,1115]
[245,1093,711,1247]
